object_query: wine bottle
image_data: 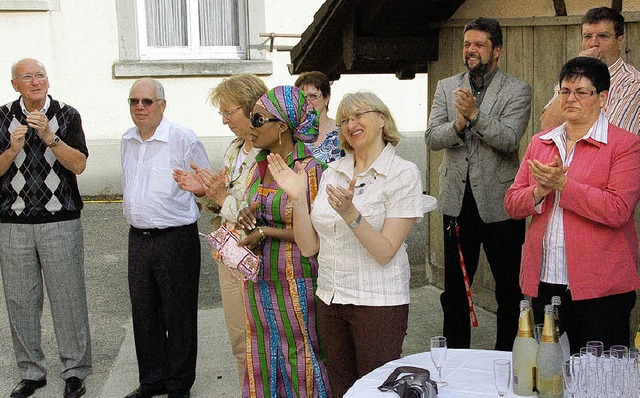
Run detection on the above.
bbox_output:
[512,300,538,396]
[536,304,564,398]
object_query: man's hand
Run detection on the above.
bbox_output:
[579,47,604,61]
[453,87,479,122]
[25,111,53,144]
[9,125,27,154]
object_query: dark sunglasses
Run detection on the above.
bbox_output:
[128,98,163,107]
[250,112,280,128]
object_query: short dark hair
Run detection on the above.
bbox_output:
[294,71,331,97]
[463,17,503,48]
[582,7,624,37]
[559,56,610,93]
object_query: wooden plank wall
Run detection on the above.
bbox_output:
[425,17,640,329]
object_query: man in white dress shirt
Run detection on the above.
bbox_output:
[121,78,210,398]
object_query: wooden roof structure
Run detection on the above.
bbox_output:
[290,0,468,80]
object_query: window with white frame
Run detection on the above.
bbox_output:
[136,0,247,60]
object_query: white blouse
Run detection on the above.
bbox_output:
[311,143,424,306]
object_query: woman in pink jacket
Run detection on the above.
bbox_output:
[505,56,640,354]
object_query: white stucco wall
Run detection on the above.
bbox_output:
[0,0,427,195]
[0,0,427,139]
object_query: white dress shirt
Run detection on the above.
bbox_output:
[121,117,210,229]
[312,143,424,306]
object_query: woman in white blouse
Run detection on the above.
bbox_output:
[268,90,424,397]
[174,74,267,391]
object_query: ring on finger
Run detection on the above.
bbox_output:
[238,216,244,221]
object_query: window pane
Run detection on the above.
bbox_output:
[199,0,239,46]
[145,0,188,47]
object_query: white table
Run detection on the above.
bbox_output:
[345,349,537,397]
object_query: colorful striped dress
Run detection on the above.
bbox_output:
[243,141,331,398]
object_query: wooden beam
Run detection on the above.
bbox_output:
[553,0,567,16]
[611,0,622,13]
[354,36,439,61]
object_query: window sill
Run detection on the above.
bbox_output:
[112,59,273,78]
[0,0,59,10]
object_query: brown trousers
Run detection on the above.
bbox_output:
[316,300,409,397]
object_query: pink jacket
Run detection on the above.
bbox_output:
[505,123,640,300]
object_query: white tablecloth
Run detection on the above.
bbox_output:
[345,349,537,397]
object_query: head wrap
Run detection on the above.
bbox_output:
[255,85,319,143]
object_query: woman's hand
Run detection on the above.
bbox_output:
[173,168,205,195]
[193,164,227,206]
[326,178,359,221]
[528,156,568,192]
[237,207,256,231]
[267,153,307,202]
[238,228,263,249]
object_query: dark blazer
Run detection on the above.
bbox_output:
[425,69,532,223]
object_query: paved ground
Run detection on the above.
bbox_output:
[0,197,498,397]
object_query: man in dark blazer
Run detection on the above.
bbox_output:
[425,17,531,351]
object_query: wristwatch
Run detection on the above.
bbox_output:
[349,213,362,230]
[47,134,61,148]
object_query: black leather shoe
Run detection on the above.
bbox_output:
[124,384,168,398]
[168,391,190,398]
[64,377,86,398]
[10,379,47,398]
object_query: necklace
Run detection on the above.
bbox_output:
[241,144,250,155]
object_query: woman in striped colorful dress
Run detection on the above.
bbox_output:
[237,86,331,398]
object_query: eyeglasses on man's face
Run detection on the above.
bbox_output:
[18,73,47,83]
[128,98,164,107]
[250,112,280,128]
[557,88,597,100]
[581,32,616,41]
[337,109,379,127]
[218,106,242,118]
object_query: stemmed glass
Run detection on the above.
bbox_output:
[563,357,581,398]
[430,336,448,387]
[493,359,511,397]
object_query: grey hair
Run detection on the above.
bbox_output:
[131,78,165,99]
[11,58,47,80]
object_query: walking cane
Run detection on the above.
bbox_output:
[453,220,479,327]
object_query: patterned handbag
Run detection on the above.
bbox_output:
[203,226,261,282]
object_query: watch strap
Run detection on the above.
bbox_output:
[349,213,362,230]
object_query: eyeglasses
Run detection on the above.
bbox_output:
[306,93,322,101]
[18,73,47,83]
[218,107,242,118]
[337,109,379,127]
[558,88,597,100]
[128,98,164,107]
[582,32,615,41]
[250,112,280,128]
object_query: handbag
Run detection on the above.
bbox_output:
[202,226,261,282]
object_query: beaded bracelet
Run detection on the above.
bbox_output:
[257,227,265,240]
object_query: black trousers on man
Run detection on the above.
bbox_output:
[128,222,201,392]
[440,190,525,351]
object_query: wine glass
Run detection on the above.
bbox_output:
[563,357,581,398]
[493,359,511,397]
[430,336,448,387]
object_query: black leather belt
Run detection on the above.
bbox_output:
[130,225,179,237]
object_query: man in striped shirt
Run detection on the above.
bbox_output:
[541,7,640,134]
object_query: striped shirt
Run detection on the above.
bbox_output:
[537,112,609,284]
[603,58,640,134]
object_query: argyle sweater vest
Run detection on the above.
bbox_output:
[0,97,88,224]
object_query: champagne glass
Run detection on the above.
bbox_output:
[430,336,448,387]
[563,357,581,398]
[586,340,604,357]
[493,359,511,397]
